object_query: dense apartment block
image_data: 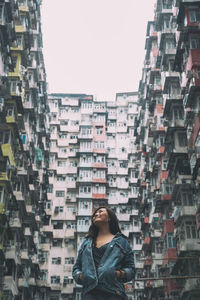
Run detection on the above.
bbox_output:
[135,0,200,299]
[0,0,49,299]
[46,92,140,300]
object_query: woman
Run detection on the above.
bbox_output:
[72,206,135,300]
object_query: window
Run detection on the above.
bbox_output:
[50,141,56,147]
[79,186,91,194]
[174,107,184,120]
[59,134,67,139]
[94,141,104,149]
[93,169,105,179]
[53,221,63,230]
[163,0,172,9]
[77,218,90,226]
[178,132,187,147]
[189,10,200,23]
[190,37,200,49]
[80,141,92,150]
[60,147,67,153]
[54,206,64,213]
[76,292,82,300]
[40,270,48,281]
[6,107,14,117]
[136,236,142,245]
[52,239,62,247]
[96,127,103,135]
[196,67,200,79]
[155,241,163,254]
[63,276,73,284]
[66,221,76,229]
[185,221,197,239]
[81,126,92,136]
[162,159,168,170]
[93,185,105,194]
[0,130,11,144]
[81,101,92,109]
[56,190,65,197]
[57,161,66,167]
[181,192,194,206]
[65,257,75,264]
[166,233,176,248]
[47,184,53,193]
[45,201,51,209]
[79,201,91,210]
[0,186,4,203]
[52,257,61,264]
[154,76,161,85]
[51,276,60,284]
[80,169,92,179]
[67,206,76,213]
[94,155,105,163]
[57,176,65,181]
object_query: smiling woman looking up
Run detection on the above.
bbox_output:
[72,206,135,300]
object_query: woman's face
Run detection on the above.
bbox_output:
[92,208,109,225]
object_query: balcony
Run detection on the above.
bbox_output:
[21,249,29,260]
[3,276,18,296]
[53,229,65,239]
[92,193,106,199]
[13,190,25,202]
[107,166,117,175]
[77,224,90,233]
[5,245,21,264]
[181,278,200,298]
[161,71,180,93]
[174,206,196,224]
[42,224,53,233]
[18,277,30,288]
[40,243,51,251]
[117,168,128,176]
[18,0,29,12]
[78,133,93,139]
[1,144,15,166]
[118,213,130,222]
[67,166,77,174]
[177,239,200,254]
[57,139,68,147]
[129,178,138,184]
[78,175,92,183]
[9,215,21,228]
[0,171,9,182]
[153,280,164,288]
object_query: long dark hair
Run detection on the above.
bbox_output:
[86,206,121,241]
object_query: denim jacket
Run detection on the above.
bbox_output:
[72,233,135,297]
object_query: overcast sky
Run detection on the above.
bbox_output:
[41,0,155,101]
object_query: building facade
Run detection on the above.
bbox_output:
[0,0,49,299]
[46,92,140,300]
[135,0,200,299]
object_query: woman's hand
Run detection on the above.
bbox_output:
[79,273,82,280]
[116,270,125,279]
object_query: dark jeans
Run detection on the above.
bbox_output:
[83,288,126,300]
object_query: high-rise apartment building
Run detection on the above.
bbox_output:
[135,0,200,299]
[46,92,139,300]
[0,0,49,299]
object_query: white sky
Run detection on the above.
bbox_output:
[41,0,156,101]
